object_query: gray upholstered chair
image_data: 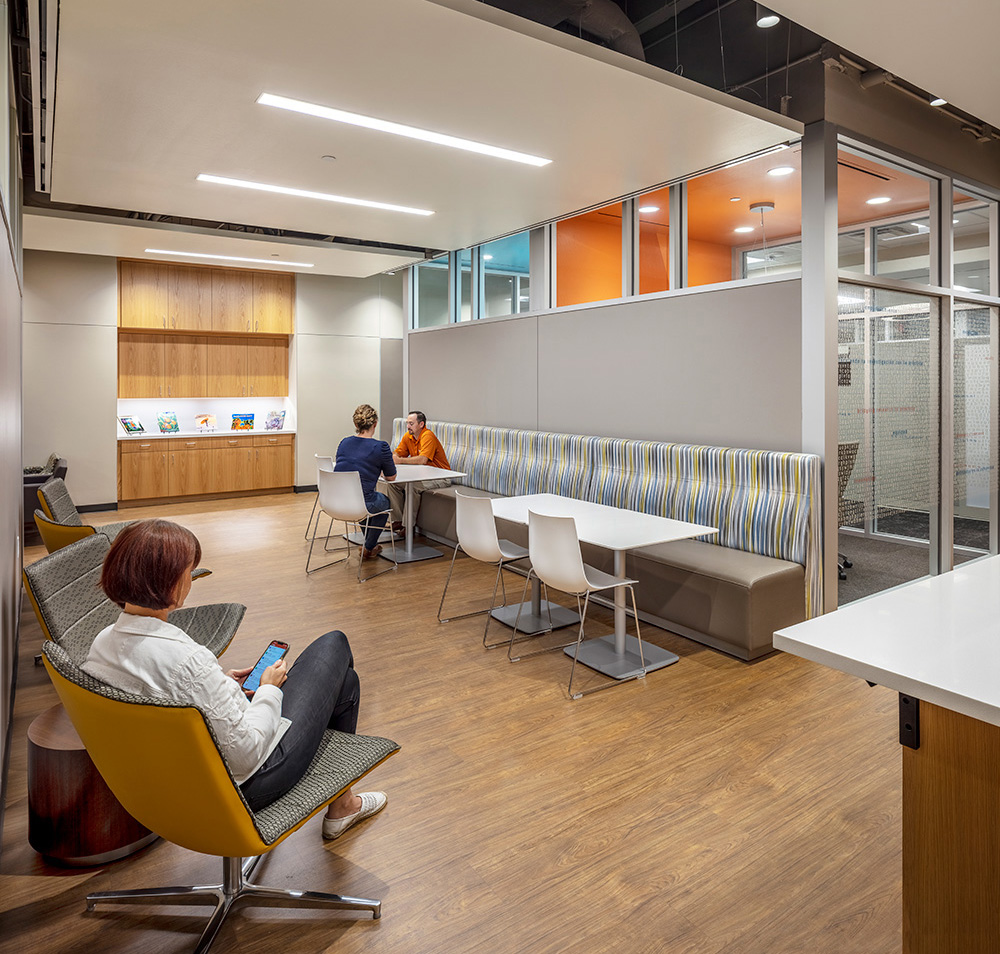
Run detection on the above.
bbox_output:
[35,477,134,552]
[42,639,399,954]
[23,533,241,664]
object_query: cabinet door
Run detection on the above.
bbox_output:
[118,333,165,398]
[169,265,212,331]
[252,272,294,333]
[254,440,294,488]
[206,337,249,396]
[120,446,168,500]
[168,445,215,496]
[247,337,289,397]
[120,261,169,329]
[212,268,252,333]
[218,443,255,492]
[165,335,208,398]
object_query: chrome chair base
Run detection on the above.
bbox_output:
[86,855,381,954]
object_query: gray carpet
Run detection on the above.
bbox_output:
[838,531,984,604]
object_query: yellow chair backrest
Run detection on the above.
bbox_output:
[33,509,95,554]
[43,649,272,859]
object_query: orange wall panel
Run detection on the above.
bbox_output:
[639,225,670,295]
[688,240,734,287]
[556,210,622,308]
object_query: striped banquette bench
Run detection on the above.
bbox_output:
[392,420,822,660]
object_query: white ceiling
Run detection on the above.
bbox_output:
[23,210,423,277]
[769,0,1000,131]
[38,0,801,277]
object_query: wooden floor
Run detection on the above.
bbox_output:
[1,494,903,953]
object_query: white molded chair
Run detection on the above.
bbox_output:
[437,491,530,649]
[303,454,335,540]
[305,470,396,582]
[518,510,645,699]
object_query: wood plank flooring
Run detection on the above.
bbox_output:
[1,494,903,953]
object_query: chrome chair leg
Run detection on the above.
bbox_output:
[357,508,397,583]
[508,573,574,662]
[482,562,506,649]
[305,516,350,574]
[437,544,463,622]
[87,854,381,954]
[303,492,319,540]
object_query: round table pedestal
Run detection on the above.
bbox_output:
[28,703,158,866]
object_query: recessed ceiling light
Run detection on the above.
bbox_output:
[930,97,947,107]
[144,248,314,268]
[197,173,434,216]
[730,196,741,202]
[257,92,552,167]
[866,196,892,205]
[838,294,864,304]
[953,218,960,224]
[968,275,980,279]
[767,166,795,177]
[638,205,660,213]
[755,4,780,28]
[746,255,766,263]
[483,254,493,260]
[734,226,755,234]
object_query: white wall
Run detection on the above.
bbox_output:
[23,251,118,505]
[408,277,803,451]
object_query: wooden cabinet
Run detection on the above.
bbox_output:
[247,337,289,396]
[254,434,294,488]
[119,440,169,499]
[118,334,165,398]
[206,336,250,397]
[169,266,212,332]
[119,435,291,501]
[253,272,294,333]
[165,335,208,398]
[120,261,169,329]
[120,261,293,333]
[211,268,253,333]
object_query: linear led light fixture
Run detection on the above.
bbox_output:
[145,248,315,268]
[197,173,434,216]
[257,92,552,167]
[721,143,790,171]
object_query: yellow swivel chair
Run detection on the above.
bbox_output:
[42,640,400,954]
[34,477,134,553]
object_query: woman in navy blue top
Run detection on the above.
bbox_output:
[335,404,397,558]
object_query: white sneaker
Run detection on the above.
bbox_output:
[322,791,387,840]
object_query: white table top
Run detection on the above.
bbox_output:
[491,493,717,552]
[774,555,1000,727]
[389,464,465,483]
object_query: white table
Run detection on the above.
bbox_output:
[491,494,717,679]
[774,555,1000,952]
[379,464,466,564]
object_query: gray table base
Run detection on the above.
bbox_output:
[490,601,579,637]
[564,633,678,680]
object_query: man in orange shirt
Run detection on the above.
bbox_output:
[386,410,453,533]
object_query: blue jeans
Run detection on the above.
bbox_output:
[241,631,360,812]
[362,490,390,551]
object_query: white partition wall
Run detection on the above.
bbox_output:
[408,277,803,450]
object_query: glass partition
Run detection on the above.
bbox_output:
[555,202,623,307]
[413,256,449,328]
[482,231,532,318]
[953,189,994,295]
[687,146,802,287]
[953,302,995,561]
[637,186,670,294]
[458,249,472,322]
[838,283,939,599]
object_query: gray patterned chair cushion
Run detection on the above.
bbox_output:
[38,477,82,526]
[24,534,246,664]
[43,641,400,847]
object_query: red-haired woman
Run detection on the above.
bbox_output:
[83,519,386,840]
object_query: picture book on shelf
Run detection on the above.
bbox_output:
[195,414,217,432]
[118,416,144,435]
[157,411,180,433]
[231,413,255,431]
[265,410,286,431]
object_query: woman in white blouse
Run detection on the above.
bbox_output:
[83,519,387,840]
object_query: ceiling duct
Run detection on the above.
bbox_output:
[483,0,645,60]
[27,0,58,193]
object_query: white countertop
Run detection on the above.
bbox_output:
[774,555,1000,726]
[119,430,295,440]
[491,493,717,552]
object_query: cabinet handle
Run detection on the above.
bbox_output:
[185,441,196,447]
[162,315,166,328]
[168,385,172,397]
[228,440,238,445]
[255,320,259,331]
[159,385,163,397]
[268,438,277,443]
[247,320,251,331]
[172,316,176,328]
[139,443,152,448]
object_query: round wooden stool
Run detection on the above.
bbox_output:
[28,703,158,866]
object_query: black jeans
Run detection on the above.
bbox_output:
[241,630,360,812]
